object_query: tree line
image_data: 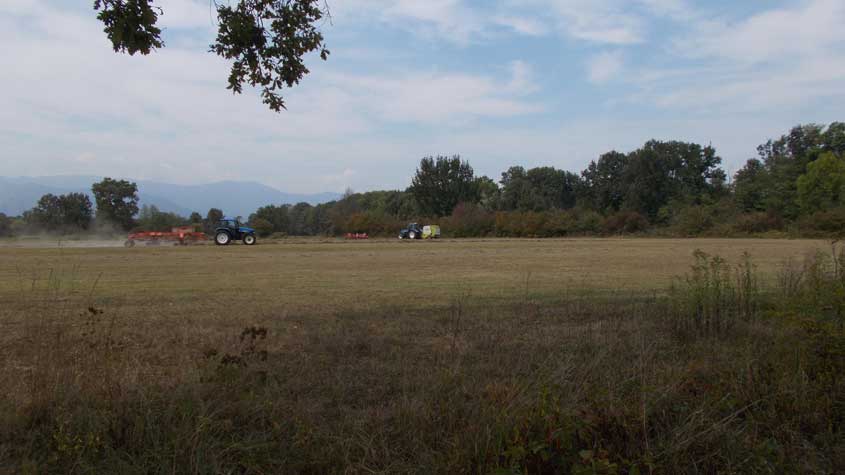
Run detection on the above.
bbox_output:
[2,121,843,239]
[247,122,845,238]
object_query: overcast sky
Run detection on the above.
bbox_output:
[2,0,844,193]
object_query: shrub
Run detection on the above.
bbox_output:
[573,209,603,235]
[494,211,522,237]
[0,213,12,237]
[731,212,783,234]
[671,250,760,335]
[250,217,274,237]
[797,207,845,236]
[445,202,495,237]
[341,212,404,236]
[671,206,715,236]
[603,210,649,235]
[542,210,577,237]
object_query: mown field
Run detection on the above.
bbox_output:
[1,238,843,474]
[0,237,827,314]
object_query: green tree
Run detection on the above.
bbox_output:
[500,166,579,211]
[620,141,723,219]
[25,193,93,232]
[288,202,315,235]
[409,155,480,217]
[92,178,139,230]
[0,213,11,237]
[205,208,224,233]
[189,212,203,224]
[475,176,500,211]
[93,0,329,112]
[580,151,629,212]
[752,124,829,218]
[250,217,274,237]
[499,166,534,211]
[250,204,290,233]
[797,153,845,214]
[26,194,63,230]
[733,159,769,212]
[24,193,93,232]
[137,205,187,231]
[60,193,94,230]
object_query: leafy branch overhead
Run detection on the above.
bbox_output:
[93,0,330,112]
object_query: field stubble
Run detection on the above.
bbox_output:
[0,237,842,474]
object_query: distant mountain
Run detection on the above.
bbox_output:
[0,176,341,218]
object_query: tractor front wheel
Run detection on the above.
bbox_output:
[215,232,231,246]
[409,231,416,239]
[243,234,256,245]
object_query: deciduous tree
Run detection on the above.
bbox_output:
[93,0,330,112]
[92,178,139,230]
[409,155,479,217]
[797,152,845,214]
[25,193,93,232]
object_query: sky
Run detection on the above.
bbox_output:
[1,0,844,193]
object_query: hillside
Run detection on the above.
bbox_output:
[0,176,340,218]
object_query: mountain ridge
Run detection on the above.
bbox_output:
[0,176,341,218]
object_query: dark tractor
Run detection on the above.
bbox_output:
[214,217,257,246]
[398,222,423,240]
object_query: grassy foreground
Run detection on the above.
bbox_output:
[0,238,843,473]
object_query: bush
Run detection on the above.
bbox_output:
[603,210,649,235]
[573,209,603,235]
[671,250,759,335]
[542,210,577,237]
[671,206,715,236]
[341,212,404,236]
[731,212,783,234]
[250,217,274,237]
[0,213,12,237]
[798,207,845,235]
[444,202,494,237]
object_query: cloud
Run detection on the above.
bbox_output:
[505,60,539,94]
[0,1,542,191]
[676,0,845,64]
[625,0,845,113]
[552,0,643,44]
[332,65,542,125]
[3,0,845,194]
[492,15,548,36]
[156,0,218,30]
[338,0,649,45]
[335,0,487,44]
[587,51,624,84]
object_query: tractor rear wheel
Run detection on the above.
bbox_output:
[243,234,256,245]
[409,231,416,239]
[215,232,231,246]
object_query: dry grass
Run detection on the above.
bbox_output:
[0,237,841,474]
[0,237,826,315]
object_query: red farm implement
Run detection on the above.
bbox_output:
[125,226,207,247]
[344,233,369,240]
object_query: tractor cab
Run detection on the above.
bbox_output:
[398,222,423,240]
[218,218,242,231]
[214,217,257,246]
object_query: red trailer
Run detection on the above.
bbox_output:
[125,226,207,247]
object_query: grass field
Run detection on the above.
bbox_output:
[0,237,827,314]
[1,237,842,474]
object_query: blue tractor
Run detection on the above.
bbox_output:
[398,222,423,240]
[214,217,257,246]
